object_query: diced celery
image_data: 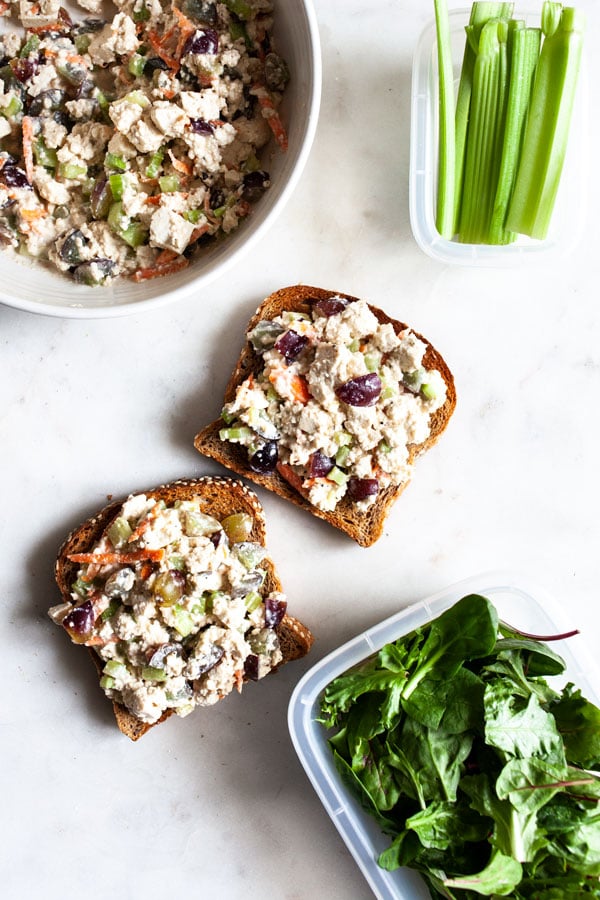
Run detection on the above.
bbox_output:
[105,152,127,172]
[183,208,203,224]
[142,666,168,681]
[223,0,254,21]
[172,605,194,637]
[221,406,236,425]
[71,577,91,598]
[19,35,40,57]
[0,95,22,118]
[100,675,115,690]
[58,162,87,179]
[126,90,150,108]
[219,425,254,442]
[169,555,186,571]
[158,174,180,193]
[101,599,121,622]
[363,351,381,373]
[145,148,165,179]
[107,515,132,547]
[74,34,92,54]
[103,659,127,677]
[327,466,348,486]
[120,221,149,248]
[133,3,150,22]
[335,445,351,467]
[109,173,127,202]
[333,431,353,447]
[347,338,360,353]
[420,382,437,401]
[128,54,147,77]
[244,591,263,613]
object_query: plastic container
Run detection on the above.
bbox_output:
[409,8,588,267]
[288,572,600,900]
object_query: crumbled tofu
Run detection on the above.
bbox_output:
[149,206,196,255]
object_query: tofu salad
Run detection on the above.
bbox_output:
[48,493,287,724]
[219,296,448,512]
[0,0,289,284]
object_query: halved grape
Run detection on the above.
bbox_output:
[62,600,95,643]
[147,642,183,669]
[249,440,278,473]
[183,28,218,55]
[309,451,334,478]
[153,570,186,606]
[311,297,350,317]
[336,373,382,407]
[274,329,308,364]
[244,654,260,681]
[265,595,287,628]
[222,512,254,544]
[347,477,379,501]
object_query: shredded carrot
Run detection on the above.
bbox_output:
[154,248,180,266]
[131,256,190,282]
[253,85,288,152]
[85,634,118,647]
[189,224,209,243]
[139,561,155,581]
[127,503,164,542]
[145,194,162,205]
[20,208,47,223]
[68,549,166,565]
[291,374,311,404]
[0,1,11,15]
[172,6,196,58]
[147,30,180,71]
[167,149,192,176]
[276,462,307,495]
[234,669,244,692]
[21,116,36,184]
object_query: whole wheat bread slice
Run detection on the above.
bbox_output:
[194,285,457,547]
[54,476,314,741]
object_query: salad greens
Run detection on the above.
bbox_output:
[433,1,585,244]
[320,594,600,898]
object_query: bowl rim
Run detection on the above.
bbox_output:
[0,0,323,319]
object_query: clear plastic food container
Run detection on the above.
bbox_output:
[409,8,588,266]
[288,572,600,900]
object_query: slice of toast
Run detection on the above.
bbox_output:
[194,285,456,547]
[54,476,314,740]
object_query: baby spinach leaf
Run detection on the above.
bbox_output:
[403,594,498,699]
[484,681,566,766]
[444,849,523,895]
[405,800,490,850]
[402,666,484,733]
[551,684,600,769]
[394,716,473,803]
[494,636,567,676]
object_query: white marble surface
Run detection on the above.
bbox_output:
[2,2,600,898]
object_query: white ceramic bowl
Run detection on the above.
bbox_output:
[289,572,600,900]
[0,0,321,318]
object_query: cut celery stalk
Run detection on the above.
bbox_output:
[505,4,585,239]
[459,18,509,243]
[433,0,456,238]
[489,22,541,243]
[453,2,515,233]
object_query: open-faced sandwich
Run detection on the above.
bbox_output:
[49,477,313,740]
[194,286,456,547]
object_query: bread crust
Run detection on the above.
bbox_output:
[194,286,457,547]
[54,476,314,740]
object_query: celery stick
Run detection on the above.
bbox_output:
[453,2,514,233]
[433,0,456,239]
[489,23,541,243]
[505,4,585,239]
[459,19,509,243]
